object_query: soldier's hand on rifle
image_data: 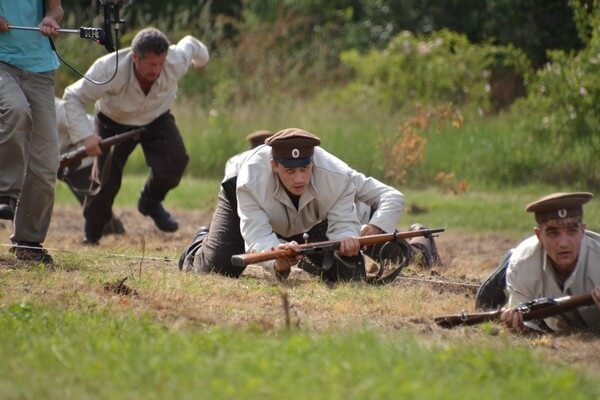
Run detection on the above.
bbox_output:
[83,135,102,156]
[592,287,600,309]
[273,241,302,273]
[360,224,383,236]
[337,236,361,257]
[500,307,525,331]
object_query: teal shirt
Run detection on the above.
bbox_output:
[0,1,59,72]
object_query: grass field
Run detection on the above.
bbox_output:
[2,176,600,399]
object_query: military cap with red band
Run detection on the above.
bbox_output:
[265,128,321,168]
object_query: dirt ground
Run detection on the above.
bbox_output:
[1,206,599,371]
[1,206,511,274]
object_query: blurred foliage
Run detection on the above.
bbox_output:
[382,103,467,191]
[339,30,531,113]
[517,0,600,186]
[56,0,586,97]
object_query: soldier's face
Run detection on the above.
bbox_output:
[133,51,167,85]
[535,223,586,274]
[271,161,313,196]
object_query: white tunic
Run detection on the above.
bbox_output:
[63,36,209,136]
[506,231,600,331]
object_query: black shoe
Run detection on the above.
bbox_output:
[178,226,210,270]
[12,242,53,264]
[84,220,103,245]
[82,237,99,246]
[0,196,16,220]
[103,217,126,236]
[138,200,178,232]
[408,223,442,267]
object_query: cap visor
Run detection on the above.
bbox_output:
[276,157,312,168]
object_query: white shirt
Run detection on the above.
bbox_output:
[63,35,209,137]
[350,171,404,233]
[506,231,600,331]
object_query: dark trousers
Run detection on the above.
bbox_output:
[83,112,189,229]
[475,250,512,310]
[193,188,247,277]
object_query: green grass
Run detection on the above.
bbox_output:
[55,175,221,211]
[0,304,597,400]
[43,97,600,399]
[404,185,600,235]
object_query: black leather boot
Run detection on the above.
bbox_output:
[138,198,178,232]
[83,220,104,245]
[0,196,16,220]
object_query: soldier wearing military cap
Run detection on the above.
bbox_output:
[246,130,273,149]
[179,127,408,281]
[223,130,274,180]
[477,192,600,332]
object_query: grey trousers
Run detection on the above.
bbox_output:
[0,61,58,243]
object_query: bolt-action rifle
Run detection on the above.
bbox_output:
[230,228,445,268]
[58,127,146,175]
[434,292,595,328]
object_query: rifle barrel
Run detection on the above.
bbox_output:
[434,292,594,328]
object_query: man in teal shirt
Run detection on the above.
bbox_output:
[0,1,63,264]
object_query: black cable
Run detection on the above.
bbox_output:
[49,28,120,86]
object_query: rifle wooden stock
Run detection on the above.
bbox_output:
[230,227,444,268]
[58,127,146,170]
[434,292,595,328]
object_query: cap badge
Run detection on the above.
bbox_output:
[558,208,567,218]
[291,148,300,158]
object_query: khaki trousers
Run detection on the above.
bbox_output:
[0,61,58,243]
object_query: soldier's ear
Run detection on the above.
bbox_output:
[534,226,542,241]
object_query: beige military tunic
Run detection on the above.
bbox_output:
[350,171,404,233]
[229,147,404,233]
[236,146,361,259]
[506,231,600,331]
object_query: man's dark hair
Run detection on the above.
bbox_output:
[131,28,170,57]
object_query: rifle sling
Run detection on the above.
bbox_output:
[65,145,116,198]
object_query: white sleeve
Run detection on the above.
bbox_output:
[352,172,404,232]
[62,56,116,141]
